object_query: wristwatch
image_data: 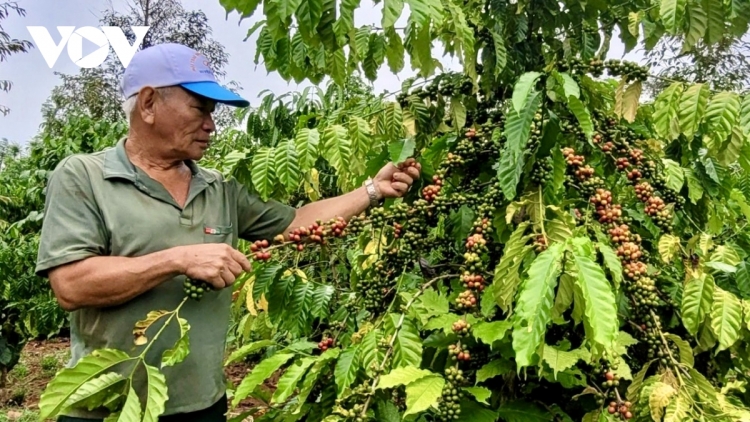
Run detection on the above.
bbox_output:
[364,177,381,208]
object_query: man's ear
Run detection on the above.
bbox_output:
[137,87,158,125]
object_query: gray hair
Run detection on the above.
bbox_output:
[122,95,138,124]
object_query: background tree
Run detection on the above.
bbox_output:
[38,0,242,138]
[0,1,33,116]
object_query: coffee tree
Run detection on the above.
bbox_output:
[38,0,750,421]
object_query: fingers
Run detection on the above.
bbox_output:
[226,259,243,277]
[220,267,236,286]
[391,181,409,195]
[392,172,414,185]
[404,165,421,180]
[229,247,253,272]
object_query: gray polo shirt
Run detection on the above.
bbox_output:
[35,137,296,417]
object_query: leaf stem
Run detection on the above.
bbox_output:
[138,298,189,359]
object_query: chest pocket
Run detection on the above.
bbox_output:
[203,222,234,245]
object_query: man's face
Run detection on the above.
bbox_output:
[153,87,217,161]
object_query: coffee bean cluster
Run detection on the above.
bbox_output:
[435,367,465,421]
[531,156,553,185]
[183,278,214,300]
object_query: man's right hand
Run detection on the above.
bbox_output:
[176,244,252,289]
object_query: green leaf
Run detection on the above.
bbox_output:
[38,349,135,421]
[415,290,449,320]
[348,116,371,157]
[702,0,725,45]
[682,1,708,52]
[161,317,190,368]
[512,72,542,113]
[385,29,405,73]
[570,238,618,352]
[705,91,741,153]
[232,353,296,407]
[329,50,346,86]
[710,287,743,351]
[512,243,566,369]
[615,331,639,355]
[322,125,352,178]
[558,73,580,99]
[404,375,444,417]
[626,359,654,400]
[496,400,552,422]
[359,329,383,377]
[740,95,750,136]
[387,314,423,368]
[451,99,467,130]
[461,387,491,404]
[63,372,126,412]
[378,366,435,389]
[476,359,514,383]
[275,140,301,194]
[472,320,512,347]
[277,0,303,21]
[375,400,401,422]
[389,138,416,164]
[334,345,361,396]
[652,82,684,141]
[678,83,710,139]
[293,349,340,413]
[295,128,320,171]
[272,356,317,404]
[660,0,687,33]
[449,205,475,242]
[493,222,532,312]
[567,96,593,141]
[251,147,276,200]
[457,400,500,422]
[295,0,323,41]
[499,90,543,199]
[662,158,685,192]
[383,0,404,28]
[664,333,694,367]
[491,27,507,76]
[684,168,704,204]
[541,344,586,379]
[225,340,277,366]
[681,271,715,336]
[597,242,623,290]
[142,364,168,422]
[119,386,142,422]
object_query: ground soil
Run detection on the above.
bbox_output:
[0,338,274,422]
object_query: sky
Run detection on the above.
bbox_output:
[1,0,644,146]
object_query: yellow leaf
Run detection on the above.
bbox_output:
[133,310,170,346]
[304,169,321,201]
[658,234,681,263]
[622,81,643,123]
[295,269,308,283]
[245,275,257,316]
[402,109,417,136]
[649,382,677,421]
[258,294,269,312]
[362,235,387,270]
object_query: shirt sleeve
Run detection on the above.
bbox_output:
[35,155,109,278]
[232,179,297,242]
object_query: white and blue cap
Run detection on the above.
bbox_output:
[121,42,249,107]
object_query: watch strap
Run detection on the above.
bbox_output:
[364,178,380,207]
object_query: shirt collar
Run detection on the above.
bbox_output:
[103,137,216,183]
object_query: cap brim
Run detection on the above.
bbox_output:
[180,81,250,107]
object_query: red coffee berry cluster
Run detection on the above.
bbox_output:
[602,141,615,152]
[465,233,487,253]
[617,242,642,262]
[455,290,477,310]
[629,148,643,165]
[607,400,633,420]
[318,337,334,351]
[644,196,666,216]
[250,240,272,260]
[448,343,471,361]
[422,181,443,203]
[634,182,653,202]
[287,217,349,251]
[626,169,642,181]
[461,272,485,291]
[393,223,403,238]
[615,157,629,170]
[590,188,623,224]
[451,319,471,336]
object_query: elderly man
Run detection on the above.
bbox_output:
[35,43,420,421]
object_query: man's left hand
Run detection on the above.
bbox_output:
[373,158,422,199]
